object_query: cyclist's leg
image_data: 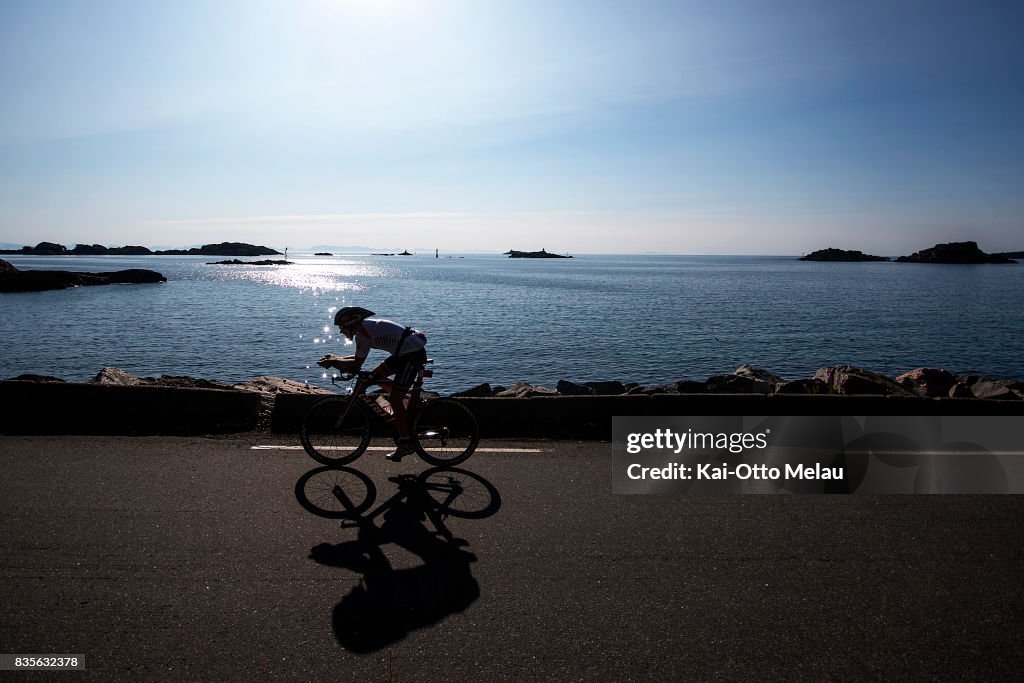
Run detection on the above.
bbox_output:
[386,351,426,442]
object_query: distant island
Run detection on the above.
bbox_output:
[206,259,292,266]
[800,248,889,262]
[506,249,573,259]
[895,241,1016,264]
[0,241,282,257]
[801,241,1019,264]
[371,250,413,256]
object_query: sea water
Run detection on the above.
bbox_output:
[1,253,1022,394]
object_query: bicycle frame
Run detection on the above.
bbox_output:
[329,361,433,433]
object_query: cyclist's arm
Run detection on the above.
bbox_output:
[317,354,361,370]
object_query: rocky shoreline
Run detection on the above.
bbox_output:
[8,362,1022,402]
[449,364,1023,401]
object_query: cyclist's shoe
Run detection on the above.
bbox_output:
[384,441,414,462]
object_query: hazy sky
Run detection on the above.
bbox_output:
[1,0,1021,254]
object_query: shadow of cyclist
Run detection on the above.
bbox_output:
[308,468,497,653]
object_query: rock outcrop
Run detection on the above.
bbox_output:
[814,365,916,396]
[0,259,167,292]
[896,241,1016,264]
[895,368,956,397]
[495,381,557,397]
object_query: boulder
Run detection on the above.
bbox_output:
[450,383,494,398]
[775,378,829,394]
[675,380,706,393]
[91,368,146,385]
[625,384,675,395]
[814,365,916,396]
[967,379,1022,401]
[583,380,627,395]
[556,380,596,396]
[734,364,785,386]
[496,381,557,398]
[895,368,956,397]
[949,382,975,398]
[706,374,774,395]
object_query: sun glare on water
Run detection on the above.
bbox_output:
[205,259,394,293]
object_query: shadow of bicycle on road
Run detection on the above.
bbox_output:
[296,465,501,653]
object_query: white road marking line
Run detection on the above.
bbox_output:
[251,445,544,453]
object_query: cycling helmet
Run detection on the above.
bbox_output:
[333,306,374,327]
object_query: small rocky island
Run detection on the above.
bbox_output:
[506,249,573,259]
[896,241,1017,264]
[0,241,282,257]
[801,241,1018,264]
[800,248,889,262]
[0,258,166,292]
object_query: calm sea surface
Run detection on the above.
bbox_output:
[1,253,1022,393]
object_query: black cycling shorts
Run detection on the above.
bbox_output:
[384,348,428,387]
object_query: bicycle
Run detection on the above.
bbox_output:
[300,359,480,467]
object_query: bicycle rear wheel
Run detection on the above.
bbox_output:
[412,398,479,466]
[300,396,372,466]
[295,466,377,519]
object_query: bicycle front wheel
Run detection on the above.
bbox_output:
[412,398,479,466]
[418,467,501,519]
[300,396,372,466]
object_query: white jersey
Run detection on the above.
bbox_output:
[353,319,427,361]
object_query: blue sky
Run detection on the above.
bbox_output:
[1,0,1021,254]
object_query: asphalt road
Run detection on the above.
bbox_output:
[1,434,1022,681]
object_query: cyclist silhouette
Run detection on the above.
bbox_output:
[318,307,428,461]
